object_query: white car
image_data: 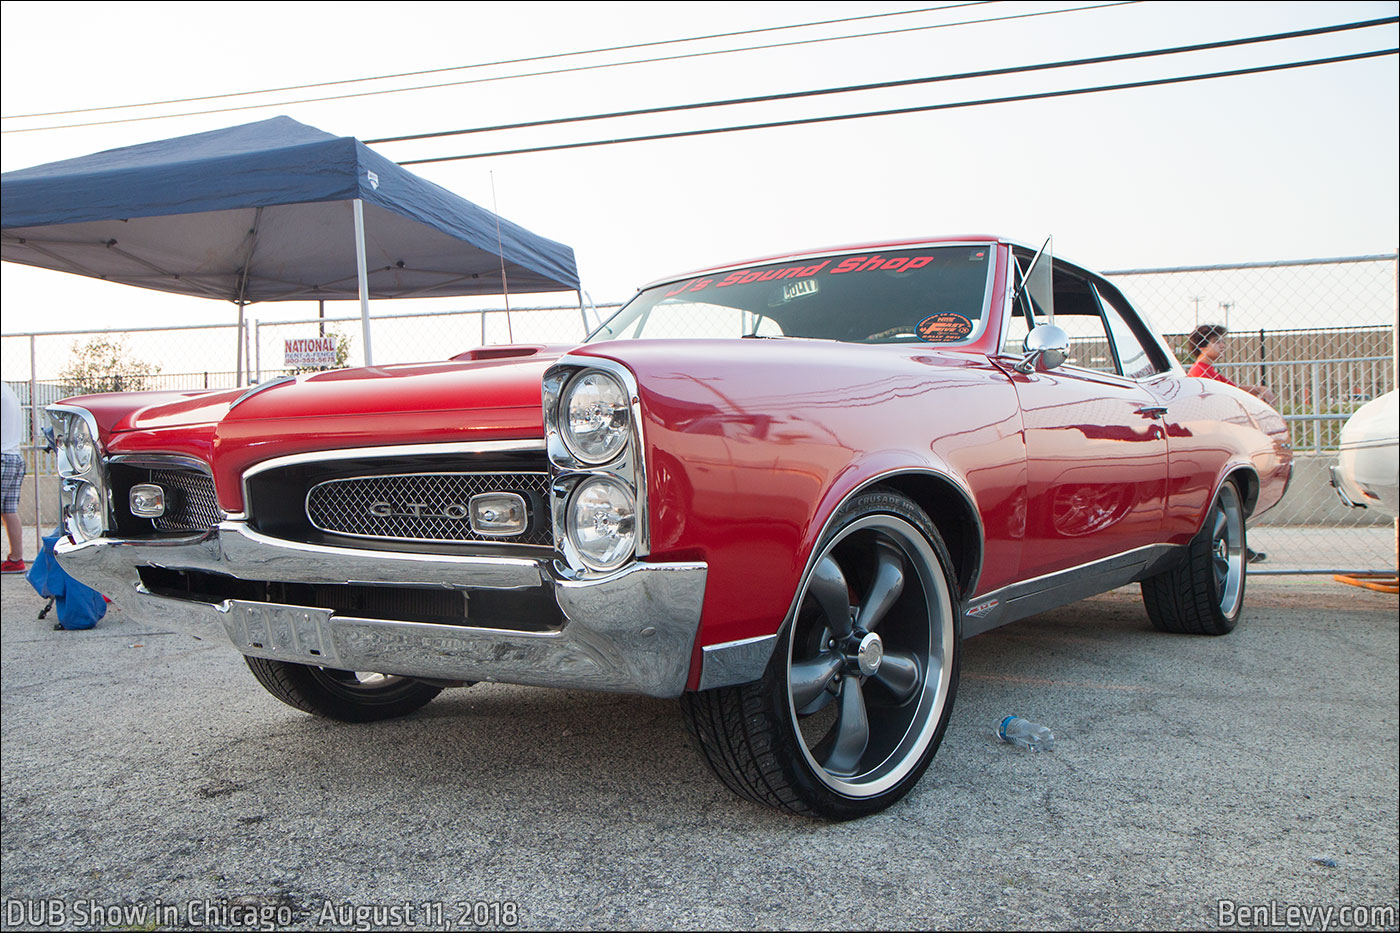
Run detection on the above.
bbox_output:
[1332,390,1400,517]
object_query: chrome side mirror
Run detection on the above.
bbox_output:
[1016,324,1069,374]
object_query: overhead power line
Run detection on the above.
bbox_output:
[368,16,1398,145]
[395,48,1397,164]
[1,1,1140,135]
[2,2,996,120]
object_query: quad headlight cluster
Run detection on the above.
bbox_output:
[48,406,108,542]
[543,362,647,574]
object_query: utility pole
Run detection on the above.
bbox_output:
[1219,300,1233,329]
[1189,296,1205,328]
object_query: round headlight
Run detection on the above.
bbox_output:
[67,417,96,473]
[567,477,637,572]
[73,482,105,540]
[561,369,630,464]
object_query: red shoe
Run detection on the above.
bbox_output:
[1,559,25,574]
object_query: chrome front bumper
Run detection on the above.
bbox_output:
[55,522,708,698]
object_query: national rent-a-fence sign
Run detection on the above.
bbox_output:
[283,336,336,368]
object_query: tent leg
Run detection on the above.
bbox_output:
[353,198,373,366]
[235,300,246,388]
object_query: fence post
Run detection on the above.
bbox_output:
[29,335,40,555]
[254,319,261,384]
[1310,361,1322,453]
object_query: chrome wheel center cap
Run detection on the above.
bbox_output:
[1213,539,1228,561]
[856,632,884,677]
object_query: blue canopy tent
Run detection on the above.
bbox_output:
[1,117,581,379]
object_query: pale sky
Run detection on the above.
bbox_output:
[1,0,1396,338]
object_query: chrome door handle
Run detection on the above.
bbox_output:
[1137,406,1168,419]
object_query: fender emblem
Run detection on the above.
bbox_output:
[965,599,999,619]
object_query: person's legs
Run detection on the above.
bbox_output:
[2,511,21,563]
[1,452,26,570]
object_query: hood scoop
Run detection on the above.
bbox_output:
[451,344,547,363]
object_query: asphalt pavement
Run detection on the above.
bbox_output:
[1,569,1396,931]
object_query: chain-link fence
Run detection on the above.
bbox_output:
[1103,254,1397,576]
[4,254,1396,573]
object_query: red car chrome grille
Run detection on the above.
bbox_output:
[304,472,551,545]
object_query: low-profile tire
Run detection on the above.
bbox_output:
[1141,480,1247,636]
[680,488,961,820]
[244,657,443,723]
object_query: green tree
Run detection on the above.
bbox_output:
[59,335,161,394]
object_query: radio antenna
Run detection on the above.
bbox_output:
[490,171,513,343]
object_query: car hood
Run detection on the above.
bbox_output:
[108,345,571,433]
[90,346,575,511]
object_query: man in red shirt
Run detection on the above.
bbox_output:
[1187,324,1278,406]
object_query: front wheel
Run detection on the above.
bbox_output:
[1141,480,1247,635]
[681,489,960,819]
[244,657,443,722]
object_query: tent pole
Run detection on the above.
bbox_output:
[577,289,588,338]
[353,198,373,366]
[231,206,264,389]
[235,300,246,388]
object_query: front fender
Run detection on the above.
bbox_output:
[572,339,1023,691]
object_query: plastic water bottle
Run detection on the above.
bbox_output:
[998,715,1055,751]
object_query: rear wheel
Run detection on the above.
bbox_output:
[1141,480,1247,635]
[244,657,443,722]
[681,489,960,819]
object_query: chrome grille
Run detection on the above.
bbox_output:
[150,468,221,531]
[306,472,551,544]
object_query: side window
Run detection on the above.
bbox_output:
[1002,259,1046,355]
[1094,284,1165,379]
[1002,301,1030,356]
[1052,269,1117,374]
[1054,310,1118,374]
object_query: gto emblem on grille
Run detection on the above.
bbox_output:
[368,501,470,520]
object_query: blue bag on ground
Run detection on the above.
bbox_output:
[26,529,106,630]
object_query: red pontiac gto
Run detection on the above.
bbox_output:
[50,237,1291,819]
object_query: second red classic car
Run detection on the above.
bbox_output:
[50,237,1291,819]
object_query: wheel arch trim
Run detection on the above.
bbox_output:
[695,466,980,691]
[1212,462,1262,522]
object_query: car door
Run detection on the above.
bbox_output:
[998,264,1169,580]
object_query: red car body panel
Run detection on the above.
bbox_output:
[569,338,1027,687]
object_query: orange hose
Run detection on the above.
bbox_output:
[1332,573,1400,594]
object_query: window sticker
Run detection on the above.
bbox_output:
[917,313,974,342]
[781,279,819,302]
[661,253,942,298]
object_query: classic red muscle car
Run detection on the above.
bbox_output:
[50,237,1291,818]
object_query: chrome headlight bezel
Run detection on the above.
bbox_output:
[47,405,109,541]
[558,368,631,465]
[543,358,649,576]
[565,475,638,572]
[49,406,102,479]
[67,417,96,473]
[72,481,105,540]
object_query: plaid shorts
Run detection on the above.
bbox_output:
[1,452,25,514]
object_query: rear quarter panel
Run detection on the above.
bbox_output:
[1158,375,1293,538]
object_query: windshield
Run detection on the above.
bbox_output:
[589,245,996,344]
